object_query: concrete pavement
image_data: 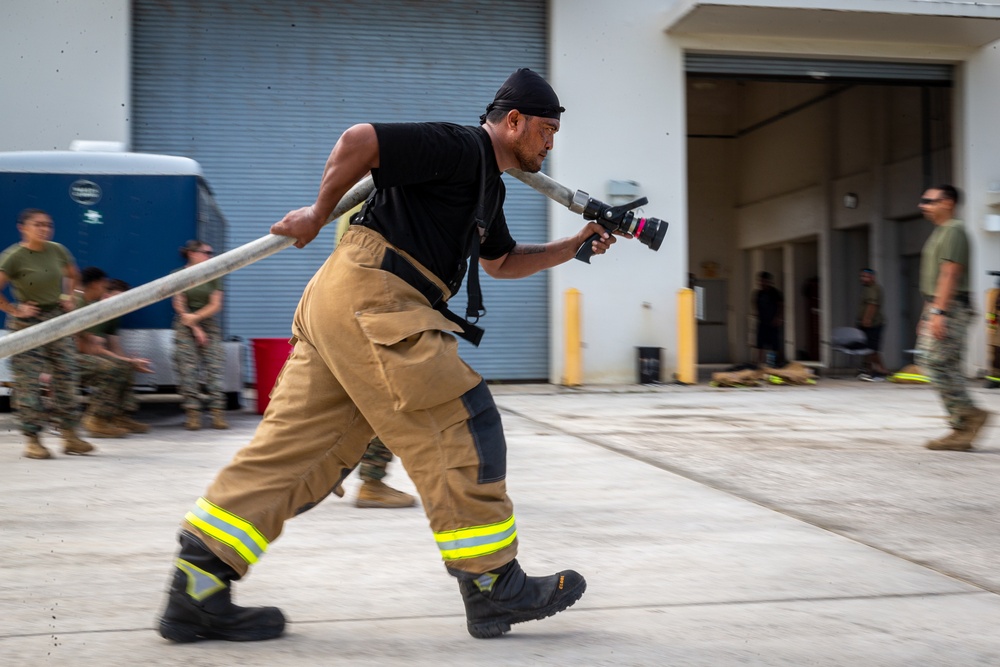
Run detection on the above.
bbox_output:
[3,379,1000,665]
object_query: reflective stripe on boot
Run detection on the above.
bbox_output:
[158,532,285,643]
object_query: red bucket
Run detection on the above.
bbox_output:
[251,338,294,415]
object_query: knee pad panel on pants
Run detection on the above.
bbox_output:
[461,381,507,484]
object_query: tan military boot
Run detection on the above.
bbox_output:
[963,407,991,443]
[114,414,150,434]
[355,479,417,509]
[23,434,52,459]
[185,409,202,431]
[925,429,973,451]
[83,414,129,438]
[60,428,96,455]
[211,409,229,430]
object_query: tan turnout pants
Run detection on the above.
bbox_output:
[183,227,516,576]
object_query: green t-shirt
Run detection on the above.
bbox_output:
[0,241,72,306]
[171,269,222,312]
[857,283,883,327]
[920,219,970,298]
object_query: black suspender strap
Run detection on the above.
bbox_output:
[464,134,489,324]
[380,248,485,347]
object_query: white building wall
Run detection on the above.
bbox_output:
[4,0,1000,381]
[549,0,687,383]
[957,44,1000,373]
[0,0,131,151]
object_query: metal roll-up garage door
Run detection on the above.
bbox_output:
[132,0,549,380]
[685,54,953,85]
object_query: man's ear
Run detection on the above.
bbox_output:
[506,109,523,131]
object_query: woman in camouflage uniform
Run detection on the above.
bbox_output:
[172,240,228,430]
[0,209,94,459]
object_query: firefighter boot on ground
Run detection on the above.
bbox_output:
[453,558,586,639]
[59,428,95,455]
[159,531,285,643]
[355,479,416,508]
[23,434,52,459]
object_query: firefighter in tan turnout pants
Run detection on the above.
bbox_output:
[158,69,620,643]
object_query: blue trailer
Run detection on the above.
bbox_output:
[0,149,242,406]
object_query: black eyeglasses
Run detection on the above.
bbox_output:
[919,197,944,205]
[196,249,215,256]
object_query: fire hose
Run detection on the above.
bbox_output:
[0,169,645,359]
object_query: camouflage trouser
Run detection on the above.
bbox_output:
[172,316,225,411]
[359,436,395,482]
[78,353,136,419]
[917,304,975,428]
[8,309,80,435]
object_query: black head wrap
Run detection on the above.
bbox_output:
[479,68,565,125]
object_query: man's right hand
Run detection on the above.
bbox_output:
[271,205,325,249]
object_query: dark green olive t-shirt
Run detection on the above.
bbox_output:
[171,269,223,312]
[920,219,970,298]
[0,242,72,306]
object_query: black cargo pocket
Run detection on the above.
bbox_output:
[461,381,507,483]
[356,306,481,412]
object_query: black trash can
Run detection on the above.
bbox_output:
[636,347,662,384]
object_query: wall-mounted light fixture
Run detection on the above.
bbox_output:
[843,192,859,209]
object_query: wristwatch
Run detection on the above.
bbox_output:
[929,307,948,316]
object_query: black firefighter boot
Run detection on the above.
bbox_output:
[452,558,586,639]
[158,531,286,643]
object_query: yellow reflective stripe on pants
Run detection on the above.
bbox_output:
[184,497,269,565]
[892,373,930,383]
[435,515,517,561]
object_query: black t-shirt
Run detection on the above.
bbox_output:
[755,286,783,326]
[361,123,516,292]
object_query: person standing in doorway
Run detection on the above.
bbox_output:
[917,184,990,450]
[753,271,784,366]
[856,268,888,381]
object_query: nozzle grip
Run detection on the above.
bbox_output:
[574,233,602,264]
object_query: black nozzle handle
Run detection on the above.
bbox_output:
[574,233,602,263]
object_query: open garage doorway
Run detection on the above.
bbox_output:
[686,54,952,371]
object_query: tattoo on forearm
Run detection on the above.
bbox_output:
[511,244,547,255]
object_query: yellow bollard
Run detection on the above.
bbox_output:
[676,288,697,384]
[564,288,582,386]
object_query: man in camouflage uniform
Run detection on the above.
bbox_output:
[917,185,991,450]
[0,209,94,459]
[75,267,152,437]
